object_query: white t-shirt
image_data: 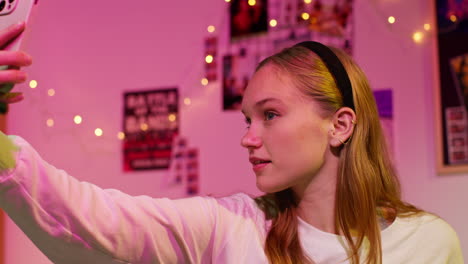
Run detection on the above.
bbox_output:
[0,135,463,263]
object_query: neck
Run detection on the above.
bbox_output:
[292,151,339,234]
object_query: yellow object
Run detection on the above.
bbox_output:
[0,131,18,171]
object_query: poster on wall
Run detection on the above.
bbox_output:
[123,88,178,171]
[435,0,468,173]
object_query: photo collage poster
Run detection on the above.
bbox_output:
[123,88,179,171]
[223,0,354,110]
[436,0,468,165]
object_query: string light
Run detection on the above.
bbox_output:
[388,16,395,24]
[201,78,209,86]
[248,0,256,6]
[412,31,424,43]
[47,89,55,96]
[205,55,214,64]
[117,132,125,140]
[304,0,312,3]
[74,115,82,124]
[184,97,191,105]
[207,25,215,33]
[225,0,231,2]
[94,128,103,137]
[140,123,148,131]
[46,118,54,127]
[29,80,37,89]
[168,114,177,122]
[424,23,431,31]
[269,19,278,27]
[302,12,310,20]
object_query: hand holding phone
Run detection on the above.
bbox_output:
[0,0,37,113]
[0,22,31,112]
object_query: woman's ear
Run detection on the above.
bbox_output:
[329,107,357,148]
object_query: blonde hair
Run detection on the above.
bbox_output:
[254,45,422,264]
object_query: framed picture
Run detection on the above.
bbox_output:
[434,0,468,173]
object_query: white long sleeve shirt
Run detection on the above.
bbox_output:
[0,135,464,263]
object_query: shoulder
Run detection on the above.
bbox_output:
[391,213,463,261]
[214,193,263,217]
[399,213,459,241]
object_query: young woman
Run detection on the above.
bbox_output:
[0,23,463,264]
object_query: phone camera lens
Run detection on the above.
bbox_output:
[0,1,5,12]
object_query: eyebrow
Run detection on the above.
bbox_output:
[241,97,284,115]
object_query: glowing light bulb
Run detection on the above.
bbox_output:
[450,15,457,22]
[46,118,54,127]
[48,89,55,96]
[269,19,278,27]
[184,97,191,105]
[140,123,148,131]
[412,31,424,43]
[205,55,214,64]
[388,16,395,24]
[74,115,82,124]
[304,0,312,3]
[207,25,215,33]
[117,132,125,140]
[424,23,431,31]
[29,80,37,89]
[201,78,209,86]
[95,128,103,137]
[225,0,231,2]
[302,12,310,20]
[248,0,256,6]
[168,114,176,122]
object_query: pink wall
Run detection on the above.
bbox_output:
[4,0,467,263]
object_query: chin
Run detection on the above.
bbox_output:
[256,180,288,194]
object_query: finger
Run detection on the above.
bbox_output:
[0,22,26,48]
[0,69,27,84]
[0,92,23,104]
[0,50,32,67]
[0,51,32,67]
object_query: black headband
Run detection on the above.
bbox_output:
[294,41,355,110]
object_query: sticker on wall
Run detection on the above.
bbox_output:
[374,89,394,155]
[166,136,200,195]
[205,36,218,81]
[123,88,179,171]
[186,148,199,195]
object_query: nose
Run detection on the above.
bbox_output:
[240,128,262,149]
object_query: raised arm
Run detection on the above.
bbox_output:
[0,134,219,263]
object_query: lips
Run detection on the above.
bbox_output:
[249,157,271,172]
[249,157,271,165]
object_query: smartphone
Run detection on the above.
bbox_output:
[0,0,37,112]
[0,0,37,52]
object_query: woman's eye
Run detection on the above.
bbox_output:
[265,111,277,121]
